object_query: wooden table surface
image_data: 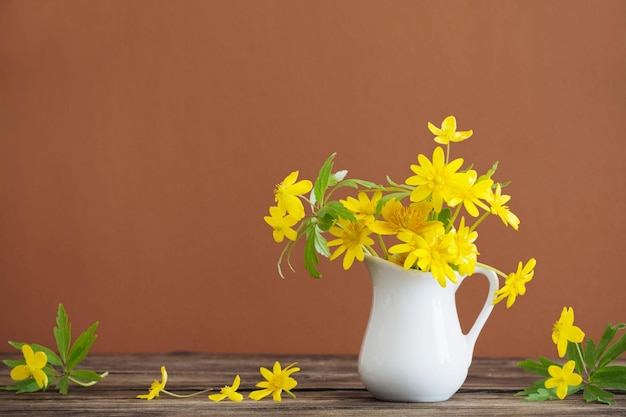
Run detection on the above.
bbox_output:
[0,353,624,416]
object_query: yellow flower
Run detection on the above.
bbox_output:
[249,361,300,402]
[453,217,479,276]
[137,366,168,400]
[327,218,374,270]
[485,184,520,230]
[552,307,585,358]
[493,258,536,308]
[274,171,313,221]
[389,226,458,287]
[448,170,493,217]
[340,191,382,225]
[369,200,441,236]
[10,344,48,389]
[544,360,583,399]
[209,375,243,402]
[405,146,469,213]
[427,115,473,145]
[264,206,299,242]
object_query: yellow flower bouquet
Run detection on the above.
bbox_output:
[265,115,535,308]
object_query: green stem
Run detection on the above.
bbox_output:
[447,204,462,232]
[469,211,491,233]
[575,343,589,380]
[376,234,388,259]
[162,388,214,398]
[476,262,507,279]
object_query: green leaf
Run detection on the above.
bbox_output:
[515,379,548,397]
[518,357,556,377]
[437,208,452,227]
[3,359,25,368]
[524,388,555,402]
[591,366,626,390]
[584,337,597,372]
[304,224,322,278]
[595,323,625,366]
[54,304,71,364]
[6,342,63,367]
[8,378,42,394]
[599,331,626,368]
[31,343,63,367]
[566,341,585,374]
[312,227,330,259]
[66,322,99,372]
[8,341,25,351]
[584,384,616,405]
[334,178,381,190]
[69,369,105,386]
[57,375,69,395]
[312,153,336,206]
[477,161,499,182]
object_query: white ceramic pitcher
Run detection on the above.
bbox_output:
[358,254,499,402]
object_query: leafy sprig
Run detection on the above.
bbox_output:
[518,323,626,404]
[2,304,107,394]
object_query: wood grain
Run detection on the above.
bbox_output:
[0,354,624,416]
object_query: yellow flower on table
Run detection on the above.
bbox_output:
[273,171,313,221]
[552,306,585,358]
[209,375,243,402]
[10,344,48,389]
[249,361,300,402]
[427,115,473,145]
[137,365,168,400]
[544,360,583,399]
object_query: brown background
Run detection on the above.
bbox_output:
[1,1,625,357]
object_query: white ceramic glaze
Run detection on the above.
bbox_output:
[358,254,499,402]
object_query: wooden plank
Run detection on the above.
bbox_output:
[0,354,624,416]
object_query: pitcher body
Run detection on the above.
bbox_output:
[358,254,498,402]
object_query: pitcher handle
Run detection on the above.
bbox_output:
[464,265,500,352]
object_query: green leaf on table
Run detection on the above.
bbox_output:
[524,388,556,402]
[57,375,69,395]
[3,359,25,368]
[583,384,616,405]
[515,379,548,397]
[31,343,63,366]
[599,331,626,369]
[66,322,99,372]
[584,337,597,371]
[7,341,62,366]
[69,369,106,386]
[591,366,626,390]
[54,304,71,363]
[517,357,555,377]
[595,323,626,367]
[1,378,42,394]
